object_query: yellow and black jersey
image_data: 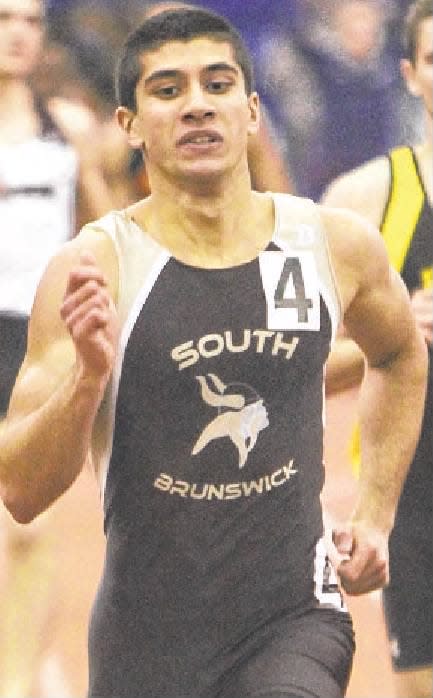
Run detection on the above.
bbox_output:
[381,145,432,291]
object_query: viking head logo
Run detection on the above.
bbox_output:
[192,373,269,468]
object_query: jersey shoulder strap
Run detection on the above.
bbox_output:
[381,146,424,272]
[81,210,169,328]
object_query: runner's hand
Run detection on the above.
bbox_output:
[60,252,119,382]
[331,523,389,595]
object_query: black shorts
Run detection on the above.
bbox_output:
[0,313,28,415]
[383,529,432,671]
[218,607,355,698]
[88,605,354,698]
[382,363,433,671]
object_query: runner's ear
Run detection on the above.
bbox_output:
[116,107,144,149]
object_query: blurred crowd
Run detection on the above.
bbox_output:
[42,0,422,200]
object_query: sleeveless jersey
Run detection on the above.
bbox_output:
[0,98,78,316]
[381,146,432,292]
[86,193,344,697]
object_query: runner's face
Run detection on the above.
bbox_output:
[0,0,44,79]
[119,38,259,187]
[402,17,433,117]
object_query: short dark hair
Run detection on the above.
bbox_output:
[115,7,254,110]
[403,0,432,64]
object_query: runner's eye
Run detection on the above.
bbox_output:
[207,80,232,94]
[155,85,180,99]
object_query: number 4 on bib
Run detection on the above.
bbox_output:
[259,251,321,331]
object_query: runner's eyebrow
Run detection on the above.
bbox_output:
[144,63,239,86]
[144,69,180,86]
[205,62,239,77]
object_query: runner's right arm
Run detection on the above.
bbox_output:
[0,230,119,523]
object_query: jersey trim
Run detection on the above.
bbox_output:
[99,248,170,500]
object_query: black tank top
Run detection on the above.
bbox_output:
[87,195,343,697]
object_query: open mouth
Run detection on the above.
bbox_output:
[186,136,217,144]
[177,131,222,147]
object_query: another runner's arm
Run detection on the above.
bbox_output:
[321,157,390,395]
[322,206,428,592]
[0,229,119,523]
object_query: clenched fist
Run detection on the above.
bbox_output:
[60,252,119,383]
